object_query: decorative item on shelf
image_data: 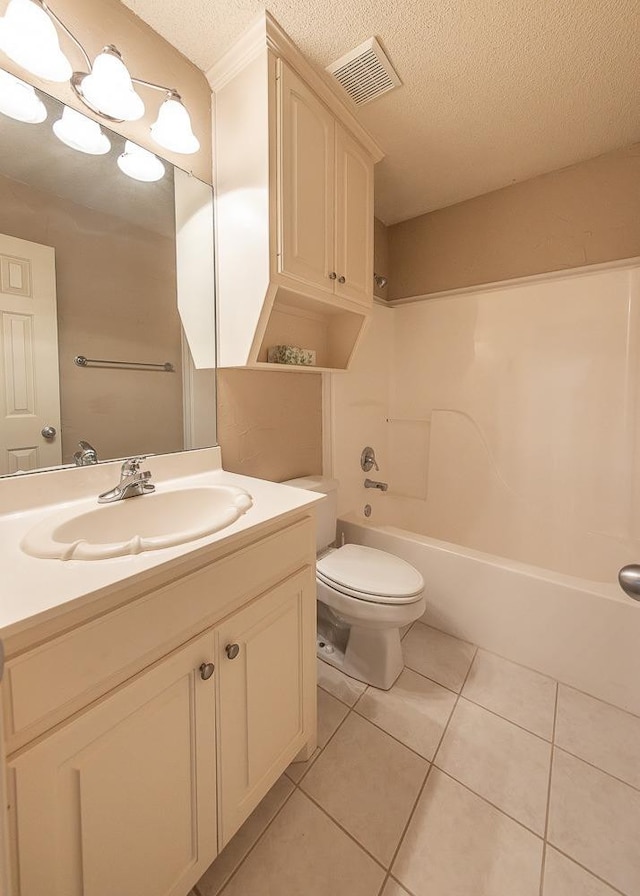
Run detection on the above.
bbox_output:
[267,345,316,366]
[0,0,200,154]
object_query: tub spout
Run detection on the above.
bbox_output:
[364,478,388,491]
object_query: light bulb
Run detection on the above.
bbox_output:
[150,93,200,154]
[79,46,144,121]
[53,106,110,155]
[0,0,72,82]
[117,140,165,182]
[0,69,46,122]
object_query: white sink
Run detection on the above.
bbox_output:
[21,485,253,561]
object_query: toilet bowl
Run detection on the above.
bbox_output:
[284,477,426,690]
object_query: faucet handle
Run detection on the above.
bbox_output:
[361,446,379,472]
[121,456,147,476]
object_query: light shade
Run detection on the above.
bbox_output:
[117,140,165,182]
[0,68,46,122]
[53,106,111,155]
[151,93,200,154]
[0,0,72,82]
[79,46,144,122]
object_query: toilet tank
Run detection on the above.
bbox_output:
[283,476,339,552]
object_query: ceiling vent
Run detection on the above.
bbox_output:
[326,37,401,106]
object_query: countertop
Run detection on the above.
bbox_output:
[0,448,321,643]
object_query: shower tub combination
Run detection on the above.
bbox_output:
[338,512,640,717]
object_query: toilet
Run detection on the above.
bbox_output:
[284,476,426,690]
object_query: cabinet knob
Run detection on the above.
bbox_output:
[199,662,215,681]
[328,271,337,280]
[225,643,240,660]
[338,276,346,284]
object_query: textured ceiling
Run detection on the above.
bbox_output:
[120,0,640,225]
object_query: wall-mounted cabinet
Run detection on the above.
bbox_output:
[209,14,383,372]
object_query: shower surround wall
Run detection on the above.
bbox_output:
[334,262,640,584]
[330,261,640,711]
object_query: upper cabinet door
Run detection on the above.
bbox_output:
[334,124,374,307]
[278,61,335,292]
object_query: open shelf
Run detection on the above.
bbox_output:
[254,290,368,372]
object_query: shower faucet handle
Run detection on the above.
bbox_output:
[361,446,379,473]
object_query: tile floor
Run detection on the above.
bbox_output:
[194,621,640,896]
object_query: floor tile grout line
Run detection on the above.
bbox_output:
[350,698,454,765]
[538,680,559,896]
[551,743,640,794]
[545,844,630,896]
[300,707,431,880]
[297,776,391,874]
[413,618,476,649]
[417,620,640,722]
[554,679,640,722]
[384,646,478,891]
[317,678,366,709]
[402,659,469,697]
[454,692,555,744]
[209,783,298,896]
[212,685,353,893]
[433,764,546,841]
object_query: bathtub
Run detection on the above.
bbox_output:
[337,513,640,717]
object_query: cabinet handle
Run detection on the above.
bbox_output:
[199,662,215,681]
[225,643,240,660]
[338,276,346,284]
[328,272,337,280]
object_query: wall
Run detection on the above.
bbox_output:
[217,369,322,482]
[331,262,640,584]
[0,0,212,183]
[330,304,393,516]
[388,142,640,299]
[0,174,183,464]
[373,218,390,300]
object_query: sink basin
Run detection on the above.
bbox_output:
[21,485,253,561]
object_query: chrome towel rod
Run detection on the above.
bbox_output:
[74,355,174,372]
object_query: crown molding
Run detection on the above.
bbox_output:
[206,11,384,162]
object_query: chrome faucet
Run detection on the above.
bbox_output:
[74,440,98,466]
[98,456,155,504]
[364,478,388,492]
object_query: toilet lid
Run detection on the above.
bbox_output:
[317,544,424,604]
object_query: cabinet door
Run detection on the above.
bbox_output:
[216,567,316,846]
[334,123,374,307]
[8,634,217,896]
[278,61,335,292]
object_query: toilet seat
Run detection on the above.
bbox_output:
[316,544,424,605]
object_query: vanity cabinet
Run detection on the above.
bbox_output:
[278,62,374,308]
[210,13,383,371]
[3,512,317,896]
[9,633,218,896]
[216,569,309,846]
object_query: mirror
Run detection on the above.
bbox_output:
[0,77,216,477]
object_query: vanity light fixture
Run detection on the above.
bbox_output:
[53,106,110,155]
[0,0,71,82]
[0,0,200,154]
[72,45,144,122]
[150,90,200,154]
[0,67,46,121]
[117,139,165,182]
